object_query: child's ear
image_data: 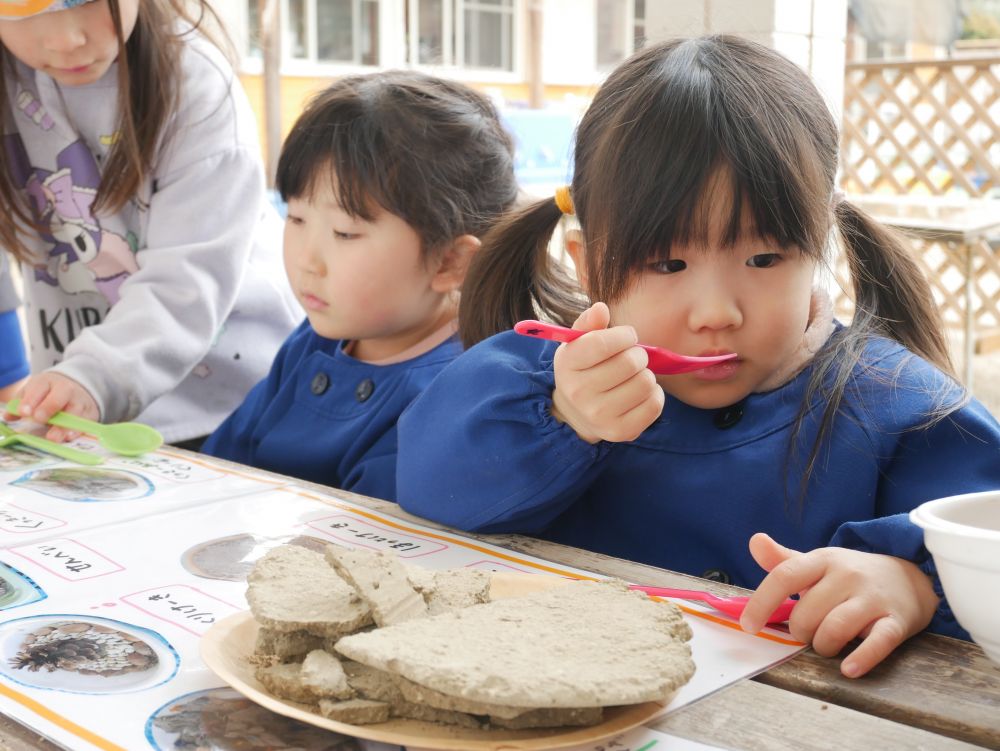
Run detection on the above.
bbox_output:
[565,229,589,292]
[431,234,482,293]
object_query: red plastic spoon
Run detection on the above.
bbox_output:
[514,320,738,375]
[631,585,797,624]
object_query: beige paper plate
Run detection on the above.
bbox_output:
[200,574,668,750]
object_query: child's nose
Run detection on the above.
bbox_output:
[42,13,87,53]
[687,285,743,331]
[43,24,87,54]
[297,239,326,276]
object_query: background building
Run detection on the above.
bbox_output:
[215,0,849,193]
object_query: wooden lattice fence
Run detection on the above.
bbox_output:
[841,56,1000,197]
[836,56,1000,376]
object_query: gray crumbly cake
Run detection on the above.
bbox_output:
[325,546,427,627]
[392,673,604,727]
[415,568,491,615]
[402,565,437,594]
[392,673,532,719]
[245,544,697,730]
[489,706,604,730]
[341,659,402,704]
[335,579,695,709]
[299,649,353,699]
[254,649,353,704]
[342,659,481,728]
[246,545,372,637]
[251,626,327,664]
[317,698,390,724]
[254,662,317,704]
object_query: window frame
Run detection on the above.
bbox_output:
[458,0,517,72]
[237,0,385,76]
[284,0,381,66]
[594,0,644,73]
[406,0,523,82]
[237,0,523,81]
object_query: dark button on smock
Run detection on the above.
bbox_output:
[713,402,744,430]
[310,372,330,395]
[355,378,375,403]
[702,568,732,584]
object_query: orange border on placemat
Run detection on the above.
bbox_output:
[0,681,124,750]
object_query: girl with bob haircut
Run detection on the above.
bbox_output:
[202,70,518,500]
[397,36,1000,677]
[0,0,298,445]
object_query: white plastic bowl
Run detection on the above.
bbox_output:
[910,490,1000,664]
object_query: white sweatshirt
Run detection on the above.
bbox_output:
[1,31,301,442]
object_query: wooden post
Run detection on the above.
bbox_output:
[260,0,281,187]
[527,0,544,109]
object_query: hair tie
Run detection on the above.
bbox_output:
[554,185,575,216]
[0,0,95,19]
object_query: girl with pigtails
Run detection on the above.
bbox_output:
[397,35,1000,677]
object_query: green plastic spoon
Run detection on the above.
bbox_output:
[0,422,104,465]
[6,398,163,457]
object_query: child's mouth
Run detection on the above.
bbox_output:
[301,293,328,310]
[690,359,741,381]
[55,63,93,74]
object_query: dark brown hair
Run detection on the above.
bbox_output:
[0,0,229,263]
[276,70,519,258]
[460,35,962,501]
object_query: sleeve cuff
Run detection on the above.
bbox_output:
[917,556,972,641]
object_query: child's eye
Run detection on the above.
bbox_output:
[333,230,360,240]
[649,259,687,274]
[746,253,781,268]
[285,215,304,226]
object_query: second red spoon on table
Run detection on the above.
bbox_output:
[631,585,797,624]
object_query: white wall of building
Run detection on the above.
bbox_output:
[540,0,604,85]
[644,0,849,118]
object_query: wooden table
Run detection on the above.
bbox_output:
[844,194,1000,389]
[1,475,998,751]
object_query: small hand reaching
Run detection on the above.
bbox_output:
[3,372,99,443]
[740,533,939,678]
[550,302,665,444]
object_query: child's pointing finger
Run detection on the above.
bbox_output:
[741,533,820,633]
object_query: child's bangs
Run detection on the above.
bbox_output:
[277,149,382,223]
[275,98,387,222]
[583,157,825,302]
[578,36,832,300]
[650,160,822,257]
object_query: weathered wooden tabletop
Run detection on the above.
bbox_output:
[2,476,998,751]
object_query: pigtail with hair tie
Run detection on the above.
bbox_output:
[554,185,575,215]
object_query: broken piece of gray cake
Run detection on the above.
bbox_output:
[247,545,372,637]
[325,545,428,626]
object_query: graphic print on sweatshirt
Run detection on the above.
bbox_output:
[6,133,138,305]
